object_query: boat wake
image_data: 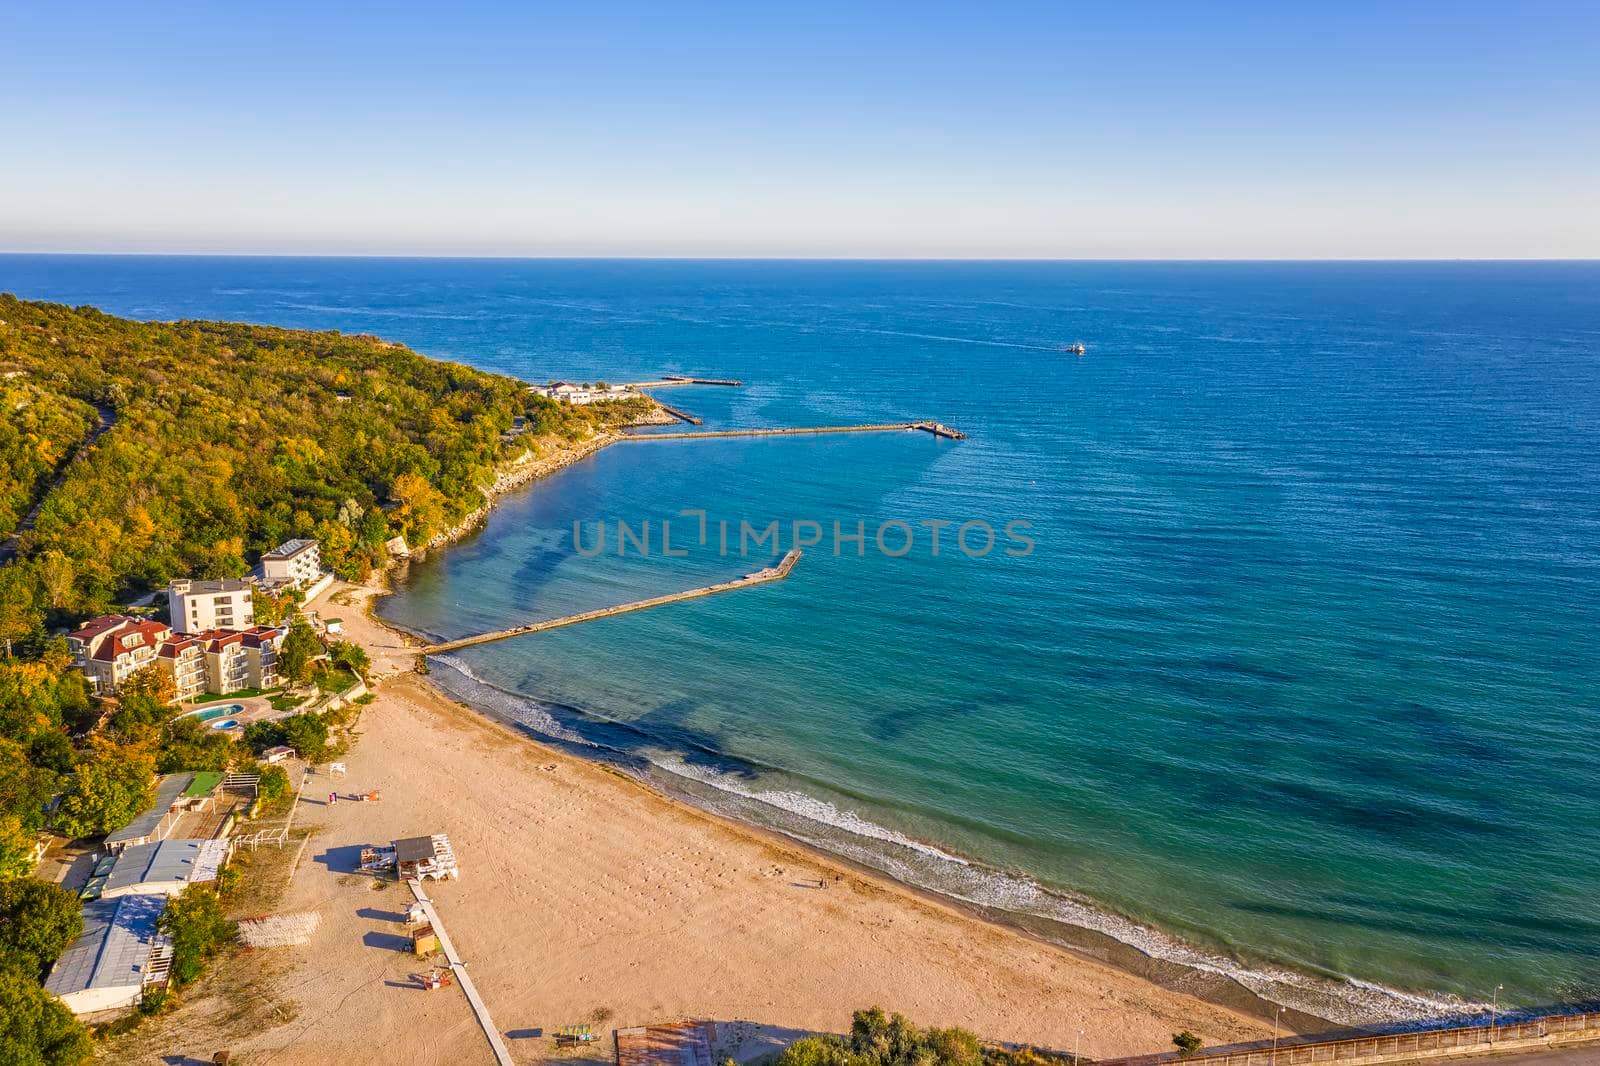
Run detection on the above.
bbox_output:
[425,655,1483,1029]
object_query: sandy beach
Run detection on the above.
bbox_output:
[103,582,1277,1065]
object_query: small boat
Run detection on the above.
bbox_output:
[1063,342,1086,355]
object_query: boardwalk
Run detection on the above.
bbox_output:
[622,421,966,442]
[406,880,516,1066]
[421,549,802,654]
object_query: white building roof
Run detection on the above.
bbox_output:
[263,538,318,561]
[44,894,168,999]
[104,774,192,848]
[102,838,228,898]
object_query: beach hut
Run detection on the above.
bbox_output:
[614,1022,714,1066]
[261,745,296,764]
[101,838,229,899]
[44,894,171,1015]
[391,834,460,881]
[410,922,440,957]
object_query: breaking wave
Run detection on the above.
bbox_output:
[423,655,1483,1029]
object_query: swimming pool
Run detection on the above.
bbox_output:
[211,718,240,730]
[182,703,245,722]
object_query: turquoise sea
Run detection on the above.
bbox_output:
[4,256,1598,1025]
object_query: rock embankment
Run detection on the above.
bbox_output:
[420,431,622,553]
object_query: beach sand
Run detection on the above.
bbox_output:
[106,585,1275,1064]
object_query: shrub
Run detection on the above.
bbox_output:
[255,764,290,804]
[1173,1032,1203,1058]
[777,1008,986,1066]
[158,886,235,987]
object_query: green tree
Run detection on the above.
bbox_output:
[158,885,235,986]
[0,817,37,881]
[280,712,331,763]
[0,737,58,838]
[278,616,322,685]
[0,880,82,979]
[156,717,235,774]
[328,639,370,679]
[0,961,91,1066]
[255,764,290,803]
[52,741,154,840]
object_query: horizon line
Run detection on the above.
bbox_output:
[2,250,1597,264]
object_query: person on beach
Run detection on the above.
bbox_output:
[329,791,337,805]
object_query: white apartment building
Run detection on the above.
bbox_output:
[167,579,254,635]
[260,538,322,589]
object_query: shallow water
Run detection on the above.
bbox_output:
[6,255,1598,1023]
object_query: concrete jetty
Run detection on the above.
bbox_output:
[620,421,966,442]
[653,401,704,425]
[421,549,802,654]
[624,376,744,388]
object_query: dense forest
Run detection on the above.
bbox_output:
[0,297,654,1056]
[0,294,649,643]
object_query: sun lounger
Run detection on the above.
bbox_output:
[555,1024,596,1045]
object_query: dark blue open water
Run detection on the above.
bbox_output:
[4,256,1597,1024]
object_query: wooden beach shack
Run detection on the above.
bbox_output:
[615,1022,714,1066]
[392,834,459,881]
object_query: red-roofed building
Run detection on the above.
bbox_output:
[68,617,172,695]
[192,625,286,693]
[154,636,208,701]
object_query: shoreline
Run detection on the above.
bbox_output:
[355,567,1332,1035]
[264,584,1282,1063]
[351,423,1471,1037]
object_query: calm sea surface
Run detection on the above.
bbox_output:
[5,256,1598,1023]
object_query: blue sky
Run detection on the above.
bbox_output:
[2,2,1596,258]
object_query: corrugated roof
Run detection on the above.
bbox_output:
[44,894,168,996]
[105,774,192,846]
[104,838,227,896]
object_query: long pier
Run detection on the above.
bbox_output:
[621,421,966,442]
[624,376,744,388]
[421,549,802,654]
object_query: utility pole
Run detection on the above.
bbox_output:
[1490,984,1503,1040]
[1271,1005,1283,1066]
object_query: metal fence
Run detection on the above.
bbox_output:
[1099,1011,1600,1066]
